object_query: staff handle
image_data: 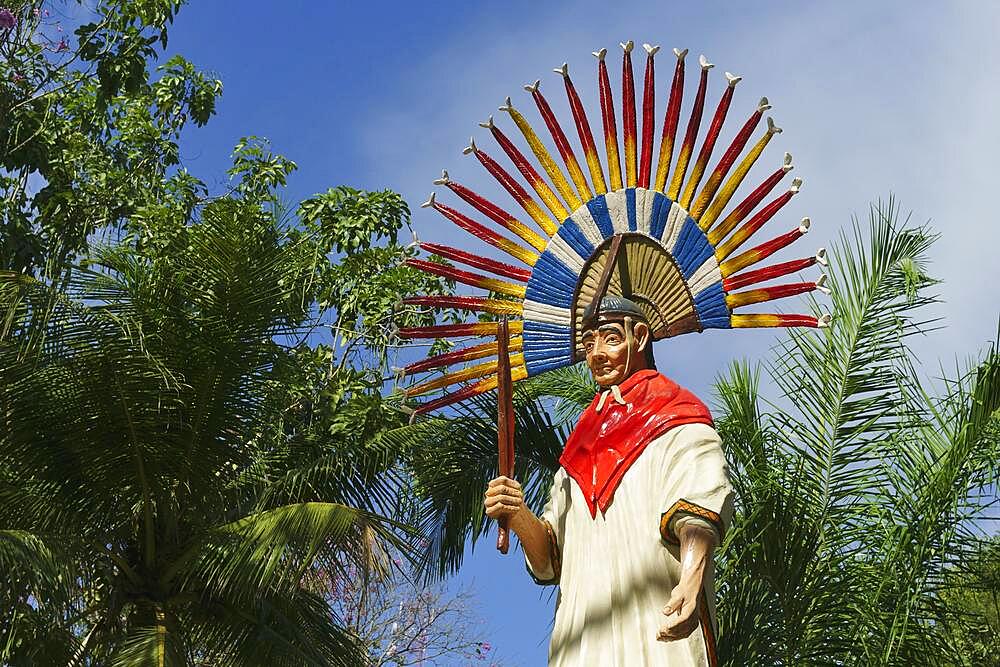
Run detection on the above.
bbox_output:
[496,317,515,554]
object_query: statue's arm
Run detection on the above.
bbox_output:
[657,521,716,641]
[484,476,557,578]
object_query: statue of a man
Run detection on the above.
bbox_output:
[485,295,733,666]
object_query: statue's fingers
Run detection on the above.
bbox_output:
[662,591,683,616]
[493,477,523,494]
[483,496,505,512]
[484,485,509,498]
[485,495,518,514]
[485,483,521,499]
[664,599,697,632]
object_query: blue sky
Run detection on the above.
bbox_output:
[166,1,1000,663]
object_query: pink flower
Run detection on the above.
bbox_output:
[0,8,16,29]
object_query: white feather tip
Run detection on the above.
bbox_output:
[477,115,494,129]
[790,177,803,193]
[553,63,569,77]
[767,117,782,134]
[725,72,742,87]
[642,43,660,56]
[817,313,832,328]
[758,96,772,112]
[523,79,540,93]
[798,217,811,233]
[673,47,689,60]
[498,96,513,112]
[699,54,714,70]
[620,40,634,53]
[432,169,450,185]
[816,248,828,266]
[461,137,477,155]
[815,274,831,294]
[592,48,607,61]
[782,152,793,170]
[420,192,436,208]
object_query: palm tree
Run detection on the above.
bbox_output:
[391,200,1000,665]
[711,201,998,664]
[0,185,421,664]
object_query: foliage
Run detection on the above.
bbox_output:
[0,2,462,663]
[712,201,999,664]
[937,536,1000,665]
[389,200,1000,665]
[0,161,418,663]
[1,0,218,276]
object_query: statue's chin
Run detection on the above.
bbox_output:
[593,369,627,388]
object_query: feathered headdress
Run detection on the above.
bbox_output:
[397,41,830,415]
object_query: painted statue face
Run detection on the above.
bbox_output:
[581,318,650,388]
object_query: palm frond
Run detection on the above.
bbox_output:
[769,199,939,535]
[713,202,998,665]
[190,590,362,667]
[858,337,1000,661]
[168,502,403,603]
[387,377,574,579]
[109,616,187,667]
[714,361,858,663]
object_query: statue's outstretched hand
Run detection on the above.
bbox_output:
[657,521,715,642]
[484,476,527,523]
[657,578,701,641]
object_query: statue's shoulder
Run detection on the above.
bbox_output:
[642,371,715,423]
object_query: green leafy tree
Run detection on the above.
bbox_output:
[1,0,219,276]
[937,536,1000,665]
[0,132,454,662]
[1,1,467,663]
[389,201,1000,665]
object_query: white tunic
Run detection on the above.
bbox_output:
[525,422,733,666]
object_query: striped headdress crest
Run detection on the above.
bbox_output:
[398,41,831,414]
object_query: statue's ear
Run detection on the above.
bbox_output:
[633,321,651,353]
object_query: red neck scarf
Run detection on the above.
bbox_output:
[559,369,713,518]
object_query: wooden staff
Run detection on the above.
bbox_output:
[496,317,515,554]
